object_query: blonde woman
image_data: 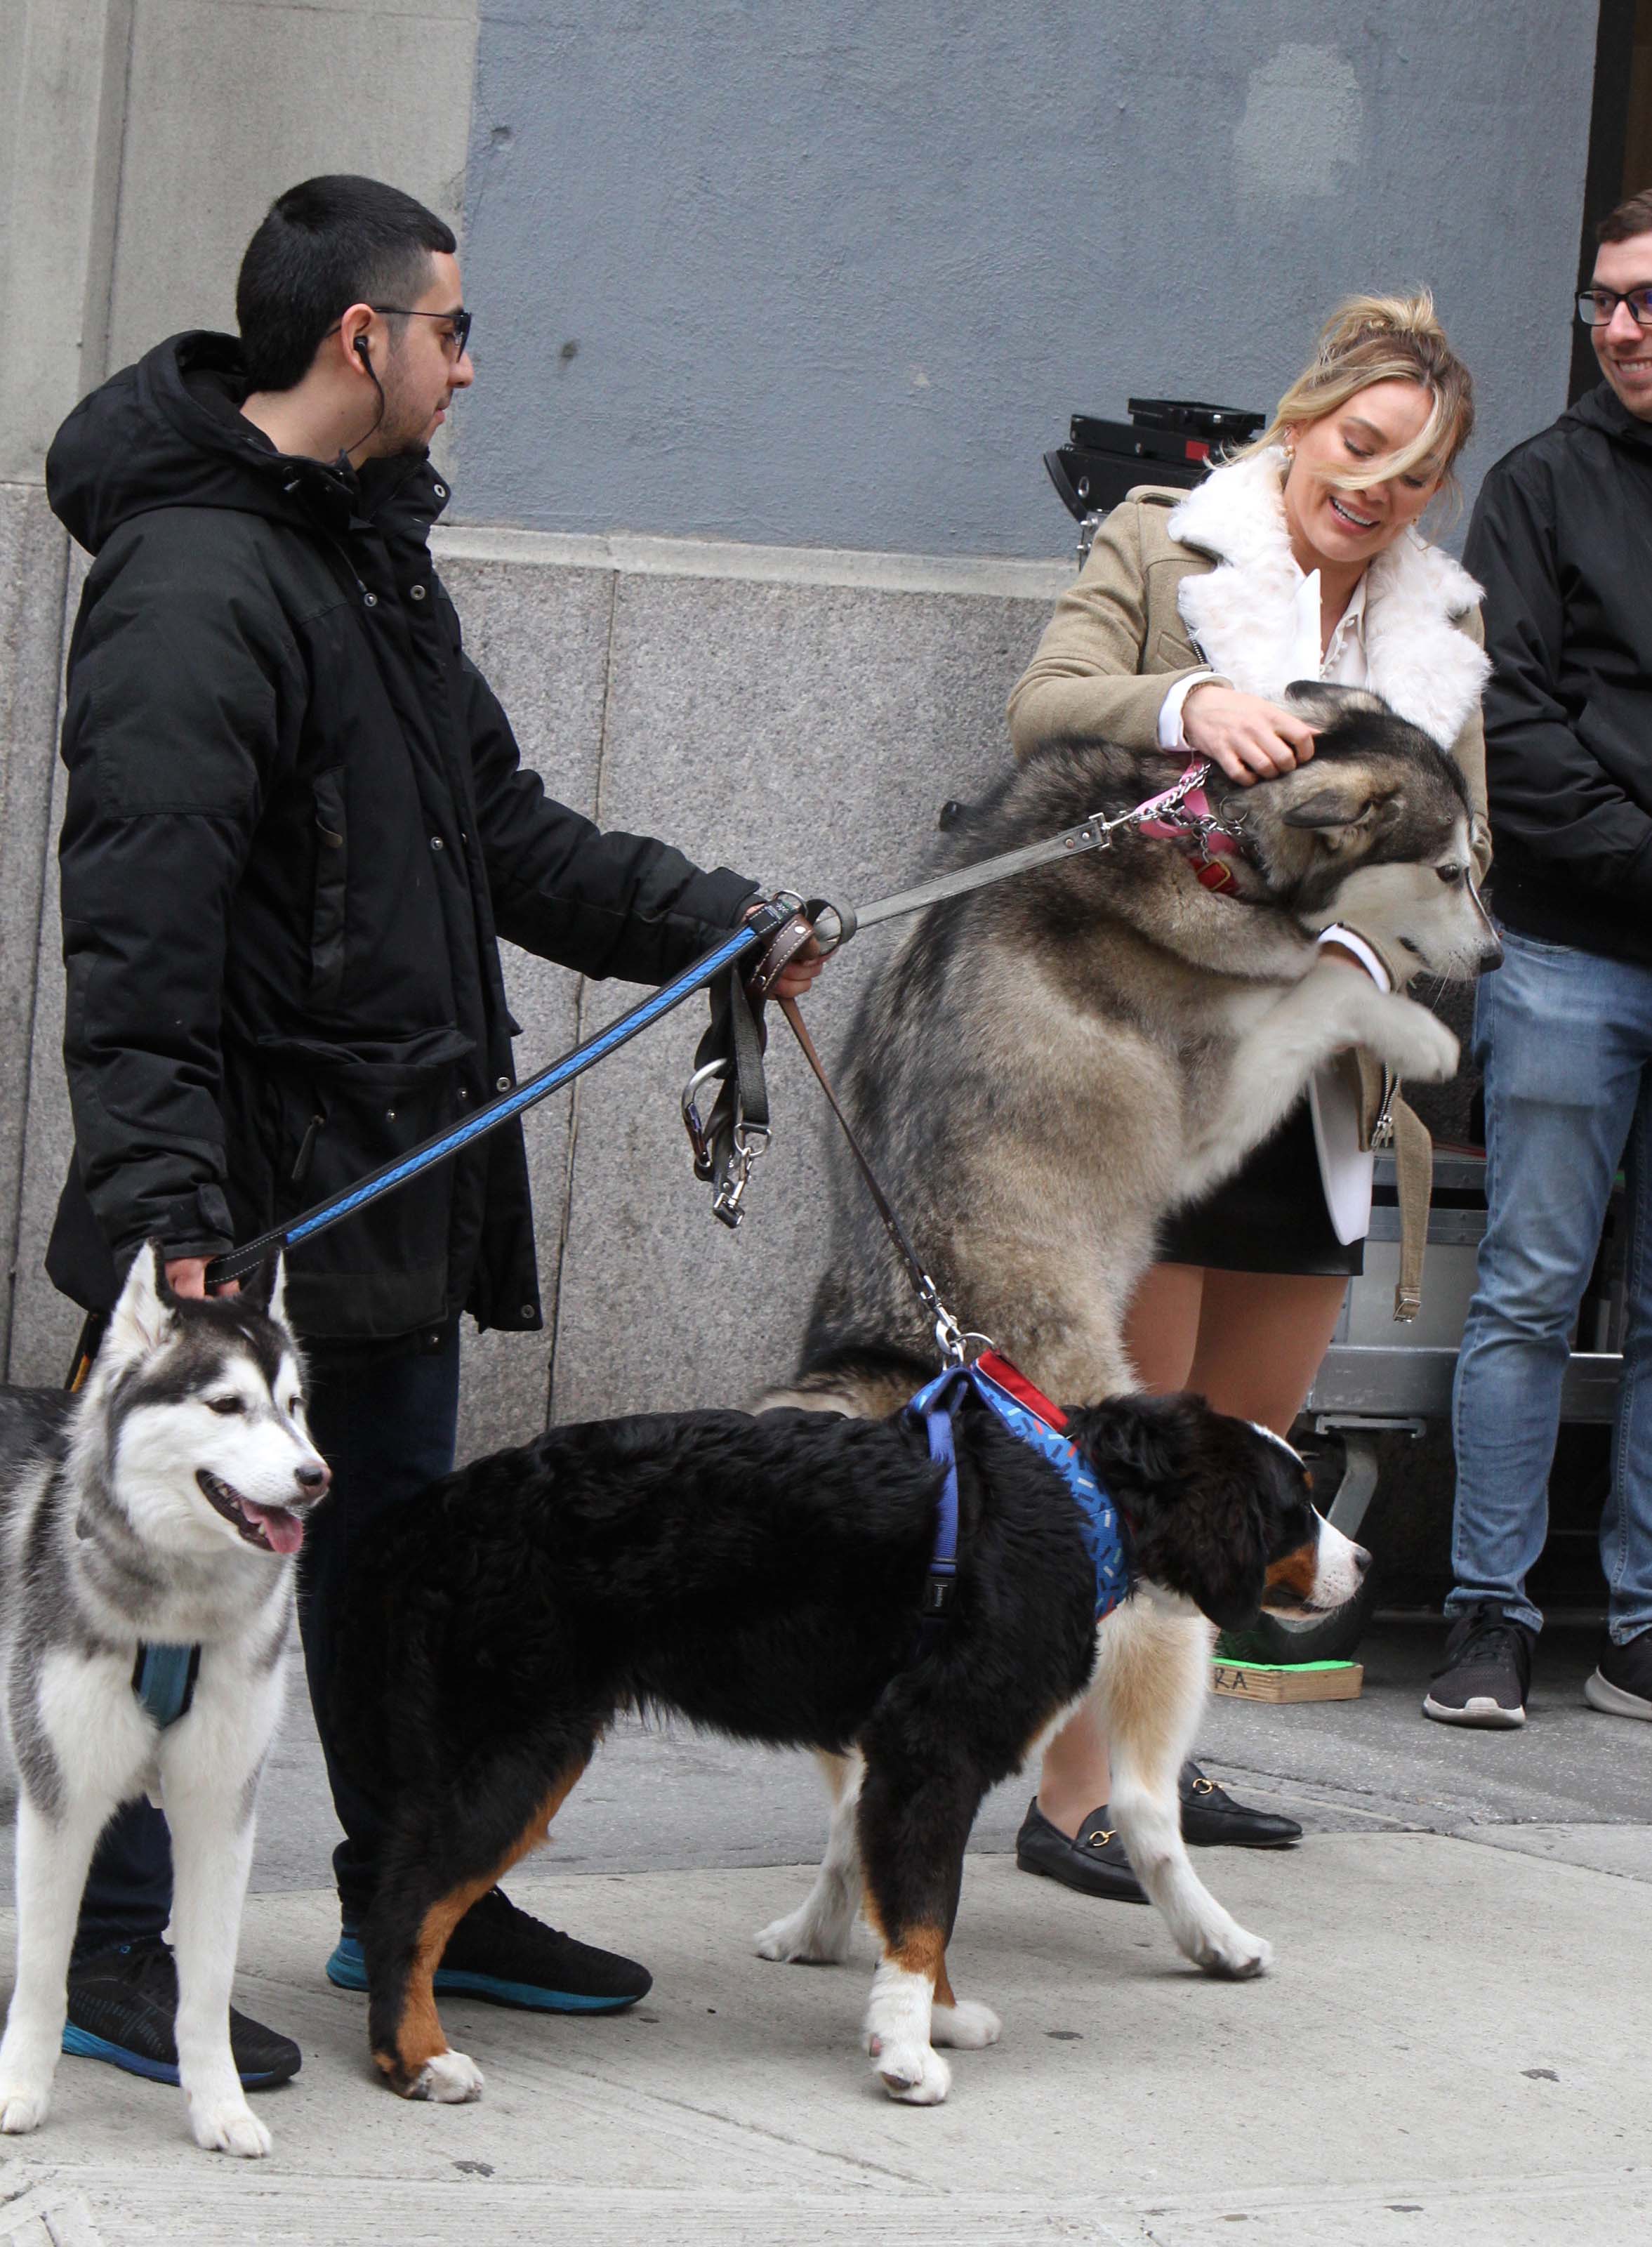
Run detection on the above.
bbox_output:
[1008,296,1491,1902]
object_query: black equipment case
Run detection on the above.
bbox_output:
[1044,397,1265,522]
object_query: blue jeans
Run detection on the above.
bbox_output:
[1450,928,1652,1641]
[74,1328,461,1960]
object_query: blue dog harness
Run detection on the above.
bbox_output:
[904,1350,1132,1658]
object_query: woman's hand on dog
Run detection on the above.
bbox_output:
[1182,685,1319,785]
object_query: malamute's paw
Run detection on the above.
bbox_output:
[1368,996,1460,1085]
[190,2095,272,2159]
[930,1997,1001,2050]
[404,2048,484,2103]
[1192,1923,1273,1980]
[755,1903,853,1965]
[0,2079,49,2135]
[866,2031,951,2105]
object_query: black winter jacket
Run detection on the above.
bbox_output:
[1464,383,1652,966]
[45,333,756,1343]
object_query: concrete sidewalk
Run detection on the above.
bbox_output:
[1,1840,1649,2246]
[1,1616,1648,2243]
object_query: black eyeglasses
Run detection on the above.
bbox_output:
[371,305,473,358]
[1577,285,1652,329]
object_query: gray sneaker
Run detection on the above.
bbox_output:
[1423,1602,1535,1728]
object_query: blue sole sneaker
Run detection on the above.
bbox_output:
[326,1889,651,2014]
[63,1939,300,2087]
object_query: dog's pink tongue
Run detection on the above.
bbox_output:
[252,1505,305,1555]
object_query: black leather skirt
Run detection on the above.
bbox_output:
[1155,1096,1363,1277]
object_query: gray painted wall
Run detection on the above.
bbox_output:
[456,1,1598,557]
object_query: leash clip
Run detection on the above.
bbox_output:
[931,1300,993,1369]
[681,1058,727,1179]
[712,1121,769,1227]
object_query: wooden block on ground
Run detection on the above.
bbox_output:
[1210,1658,1364,1703]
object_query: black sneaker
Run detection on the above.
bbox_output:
[1014,1799,1148,1904]
[326,1887,651,2013]
[1423,1602,1535,1729]
[1585,1626,1652,1721]
[1179,1760,1302,1847]
[62,1939,300,2088]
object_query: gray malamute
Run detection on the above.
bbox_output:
[781,685,1500,1414]
[0,1246,326,2158]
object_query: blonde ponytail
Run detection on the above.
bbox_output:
[1236,290,1475,494]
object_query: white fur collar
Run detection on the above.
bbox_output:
[1166,449,1489,749]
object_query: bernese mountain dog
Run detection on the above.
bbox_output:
[330,1385,1365,2107]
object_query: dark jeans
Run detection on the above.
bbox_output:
[74,1326,461,1962]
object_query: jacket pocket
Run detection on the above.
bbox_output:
[310,768,348,1004]
[254,1025,477,1340]
[1153,626,1203,671]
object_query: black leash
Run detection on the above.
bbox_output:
[682,903,821,1226]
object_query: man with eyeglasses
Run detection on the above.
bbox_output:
[1427,187,1652,1732]
[41,176,821,2090]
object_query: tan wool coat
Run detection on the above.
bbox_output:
[1007,452,1490,870]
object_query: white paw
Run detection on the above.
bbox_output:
[755,1906,853,1965]
[190,2096,272,2159]
[866,2033,951,2105]
[930,1998,1001,2050]
[407,2048,484,2103]
[1193,1925,1273,1980]
[0,2081,48,2135]
[1373,999,1459,1084]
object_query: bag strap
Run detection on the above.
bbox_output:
[1390,1093,1433,1323]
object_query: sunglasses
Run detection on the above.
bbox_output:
[370,305,474,359]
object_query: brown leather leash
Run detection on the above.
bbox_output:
[776,994,971,1361]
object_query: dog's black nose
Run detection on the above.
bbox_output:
[1479,937,1504,973]
[296,1461,331,1496]
[1353,1543,1372,1577]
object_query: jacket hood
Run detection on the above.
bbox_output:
[1165,447,1490,750]
[1563,380,1652,454]
[46,331,443,556]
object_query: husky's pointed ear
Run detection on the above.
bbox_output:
[1281,781,1400,839]
[105,1241,178,1362]
[1281,681,1389,729]
[242,1253,288,1325]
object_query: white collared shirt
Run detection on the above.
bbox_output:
[1157,565,1370,746]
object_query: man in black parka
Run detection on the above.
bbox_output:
[44,176,820,2088]
[1428,187,1652,1733]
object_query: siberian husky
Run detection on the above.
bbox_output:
[0,1246,326,2158]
